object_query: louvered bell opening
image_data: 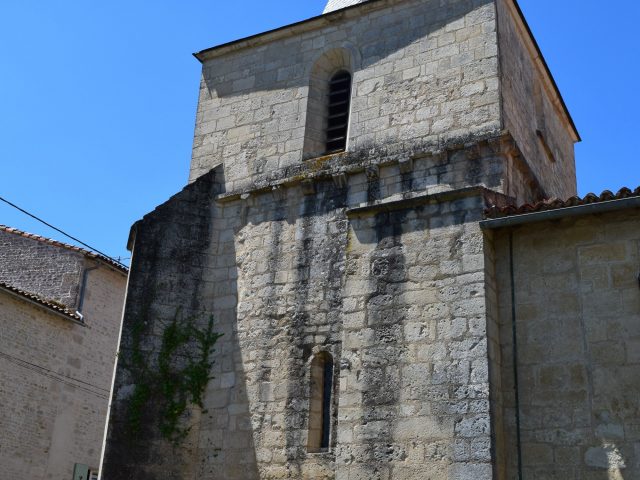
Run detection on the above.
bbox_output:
[325,71,352,154]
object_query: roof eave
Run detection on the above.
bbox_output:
[481,196,640,230]
[0,284,84,324]
[193,0,387,63]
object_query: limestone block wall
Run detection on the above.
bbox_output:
[490,208,640,479]
[102,145,509,479]
[101,169,222,479]
[337,195,494,480]
[0,263,126,480]
[0,229,86,308]
[495,0,577,200]
[205,181,350,480]
[190,0,502,189]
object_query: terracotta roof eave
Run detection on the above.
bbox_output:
[482,187,640,228]
[0,282,84,323]
[0,225,128,274]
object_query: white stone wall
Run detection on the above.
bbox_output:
[0,263,126,479]
[492,209,640,478]
[336,196,493,480]
[496,0,577,199]
[102,157,507,479]
[196,188,495,480]
[190,0,501,190]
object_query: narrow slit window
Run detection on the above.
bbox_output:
[308,352,334,452]
[325,71,352,154]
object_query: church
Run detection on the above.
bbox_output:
[101,0,640,478]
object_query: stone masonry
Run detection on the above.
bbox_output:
[0,228,87,309]
[189,0,577,200]
[100,0,591,479]
[0,228,128,479]
[485,204,640,479]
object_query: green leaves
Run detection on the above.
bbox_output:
[125,309,223,445]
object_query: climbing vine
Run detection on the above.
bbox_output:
[125,308,223,445]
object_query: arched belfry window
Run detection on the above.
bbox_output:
[303,46,358,159]
[325,71,352,154]
[308,352,334,452]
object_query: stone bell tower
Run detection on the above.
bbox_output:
[102,0,579,478]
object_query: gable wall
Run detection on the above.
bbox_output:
[0,230,86,309]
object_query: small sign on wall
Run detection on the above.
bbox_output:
[73,464,98,480]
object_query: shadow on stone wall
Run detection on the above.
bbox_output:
[103,162,494,478]
[343,193,491,478]
[102,167,259,480]
[225,178,349,477]
[203,0,492,98]
[350,211,410,479]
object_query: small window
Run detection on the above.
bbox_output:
[325,71,352,154]
[308,352,334,452]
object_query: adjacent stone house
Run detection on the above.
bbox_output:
[0,225,128,480]
[101,0,640,478]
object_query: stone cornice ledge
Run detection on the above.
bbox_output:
[346,186,507,216]
[215,130,510,204]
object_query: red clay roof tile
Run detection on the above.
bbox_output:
[0,281,83,321]
[484,187,640,219]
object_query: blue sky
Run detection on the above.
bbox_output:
[1,0,639,264]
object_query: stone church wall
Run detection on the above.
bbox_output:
[495,0,577,200]
[490,208,640,479]
[338,194,494,480]
[101,169,223,479]
[190,0,502,189]
[102,150,509,479]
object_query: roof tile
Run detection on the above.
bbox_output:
[484,187,640,219]
[0,281,83,321]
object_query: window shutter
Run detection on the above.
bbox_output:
[325,71,352,154]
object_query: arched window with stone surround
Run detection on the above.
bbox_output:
[303,46,358,159]
[325,70,352,154]
[308,351,334,452]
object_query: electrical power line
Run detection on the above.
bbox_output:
[0,350,110,400]
[0,195,127,268]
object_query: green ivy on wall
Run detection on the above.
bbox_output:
[124,308,223,445]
